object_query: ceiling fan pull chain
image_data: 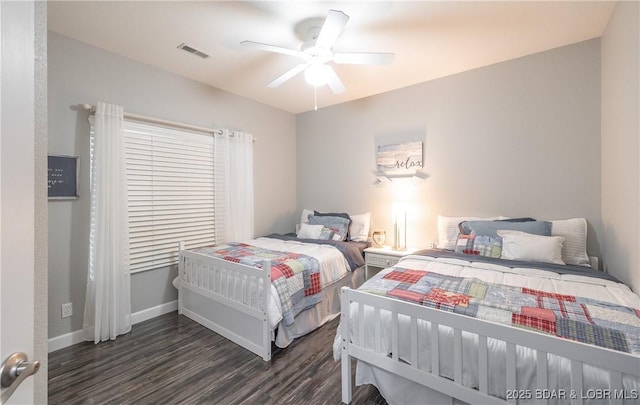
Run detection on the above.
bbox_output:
[314,86,318,111]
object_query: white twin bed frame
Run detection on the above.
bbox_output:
[340,287,640,405]
[177,239,640,403]
[177,242,274,361]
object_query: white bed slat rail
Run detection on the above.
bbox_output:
[536,350,549,405]
[571,360,584,405]
[374,307,381,353]
[340,287,640,405]
[453,328,463,384]
[410,317,418,366]
[341,290,353,403]
[391,311,399,362]
[506,342,517,405]
[431,321,440,376]
[610,371,624,405]
[478,335,489,394]
[357,303,365,347]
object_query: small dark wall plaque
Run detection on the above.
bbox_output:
[48,155,78,199]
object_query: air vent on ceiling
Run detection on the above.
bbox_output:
[177,43,209,59]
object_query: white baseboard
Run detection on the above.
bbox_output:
[48,300,178,353]
[130,300,177,324]
[48,329,85,353]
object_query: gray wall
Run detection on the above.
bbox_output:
[297,39,602,254]
[48,32,297,339]
[601,1,640,293]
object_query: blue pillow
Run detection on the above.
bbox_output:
[460,220,552,238]
[314,210,351,239]
[308,215,350,241]
[498,217,537,223]
[313,210,351,222]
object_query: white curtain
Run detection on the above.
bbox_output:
[83,101,132,343]
[215,130,254,242]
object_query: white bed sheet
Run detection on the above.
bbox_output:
[334,254,640,404]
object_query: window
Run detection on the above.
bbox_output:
[123,121,218,273]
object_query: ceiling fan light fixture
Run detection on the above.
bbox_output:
[304,64,331,87]
[304,63,330,87]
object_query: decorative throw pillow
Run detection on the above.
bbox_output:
[497,230,565,265]
[455,234,502,258]
[473,235,502,258]
[296,223,324,239]
[437,215,501,250]
[455,234,475,254]
[318,227,336,240]
[308,215,350,241]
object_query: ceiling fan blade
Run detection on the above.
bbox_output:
[324,65,346,94]
[333,52,395,65]
[267,63,308,88]
[241,40,304,58]
[315,10,349,50]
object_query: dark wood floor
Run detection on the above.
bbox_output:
[49,312,388,404]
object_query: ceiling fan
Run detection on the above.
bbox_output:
[241,9,395,94]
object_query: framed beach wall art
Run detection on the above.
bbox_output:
[48,155,79,200]
[376,141,423,176]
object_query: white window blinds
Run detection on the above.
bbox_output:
[123,121,217,273]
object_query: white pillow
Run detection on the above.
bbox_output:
[437,215,502,250]
[299,208,314,225]
[498,230,565,265]
[296,223,324,239]
[550,218,590,266]
[349,212,371,242]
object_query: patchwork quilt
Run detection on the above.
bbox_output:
[362,267,640,354]
[193,243,321,326]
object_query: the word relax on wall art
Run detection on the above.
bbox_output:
[376,141,424,176]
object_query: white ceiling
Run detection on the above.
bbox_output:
[48,1,616,114]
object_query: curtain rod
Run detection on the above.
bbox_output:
[81,104,255,141]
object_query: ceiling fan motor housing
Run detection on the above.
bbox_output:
[301,41,333,64]
[294,17,325,42]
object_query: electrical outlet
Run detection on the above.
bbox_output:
[61,303,73,319]
[428,241,436,249]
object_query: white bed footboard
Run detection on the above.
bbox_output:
[340,287,640,405]
[178,242,272,361]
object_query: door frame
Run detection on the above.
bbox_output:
[0,1,48,403]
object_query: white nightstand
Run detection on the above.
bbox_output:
[364,246,419,280]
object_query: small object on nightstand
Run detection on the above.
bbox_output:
[364,246,419,280]
[371,230,386,247]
